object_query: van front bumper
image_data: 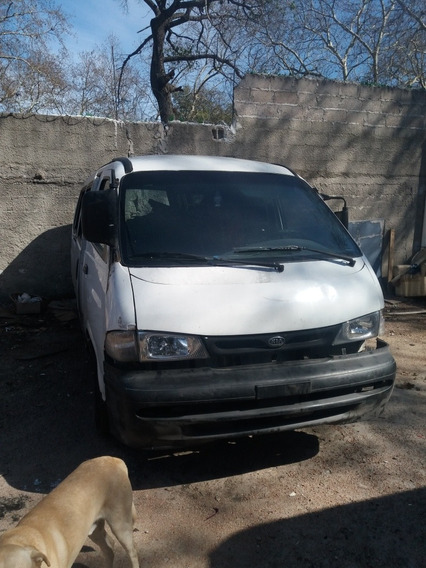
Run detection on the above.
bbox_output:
[104,339,396,449]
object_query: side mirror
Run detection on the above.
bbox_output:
[320,193,349,229]
[334,207,349,229]
[81,189,117,246]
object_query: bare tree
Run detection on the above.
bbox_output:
[117,0,423,124]
[63,36,149,120]
[387,0,426,88]
[238,1,322,77]
[308,0,398,83]
[245,0,425,88]
[0,0,70,111]
[395,0,425,31]
[118,0,257,123]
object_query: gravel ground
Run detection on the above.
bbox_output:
[0,296,425,568]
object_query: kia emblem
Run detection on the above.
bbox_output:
[268,336,285,348]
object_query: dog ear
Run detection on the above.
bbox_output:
[30,550,51,567]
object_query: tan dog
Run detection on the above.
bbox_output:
[0,456,139,568]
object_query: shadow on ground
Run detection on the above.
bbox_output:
[208,487,426,568]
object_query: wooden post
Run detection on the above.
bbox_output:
[387,228,395,283]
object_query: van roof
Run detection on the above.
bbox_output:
[107,155,296,177]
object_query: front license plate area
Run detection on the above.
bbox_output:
[256,382,311,400]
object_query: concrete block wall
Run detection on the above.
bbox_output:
[0,75,425,300]
[233,76,426,272]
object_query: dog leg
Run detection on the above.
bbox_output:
[108,527,139,568]
[107,505,139,568]
[88,519,115,568]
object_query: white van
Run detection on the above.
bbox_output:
[71,155,396,448]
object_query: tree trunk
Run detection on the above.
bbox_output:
[150,16,174,124]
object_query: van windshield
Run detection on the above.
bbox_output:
[119,171,360,266]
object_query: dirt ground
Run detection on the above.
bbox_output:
[0,295,425,568]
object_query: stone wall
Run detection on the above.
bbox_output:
[0,76,425,300]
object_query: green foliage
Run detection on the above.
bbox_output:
[172,85,233,124]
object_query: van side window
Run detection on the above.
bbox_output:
[91,174,113,260]
[100,177,112,191]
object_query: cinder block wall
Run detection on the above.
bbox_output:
[1,76,425,300]
[233,76,426,266]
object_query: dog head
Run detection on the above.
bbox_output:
[0,545,50,568]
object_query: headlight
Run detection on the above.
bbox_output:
[105,331,208,362]
[334,311,384,343]
[139,332,208,361]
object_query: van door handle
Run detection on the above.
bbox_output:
[83,264,88,274]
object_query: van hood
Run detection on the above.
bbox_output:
[129,258,383,336]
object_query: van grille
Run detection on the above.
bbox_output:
[202,324,355,367]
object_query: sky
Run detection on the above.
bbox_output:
[59,0,151,57]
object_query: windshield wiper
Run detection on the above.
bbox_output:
[234,245,356,267]
[131,252,284,272]
[211,256,284,272]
